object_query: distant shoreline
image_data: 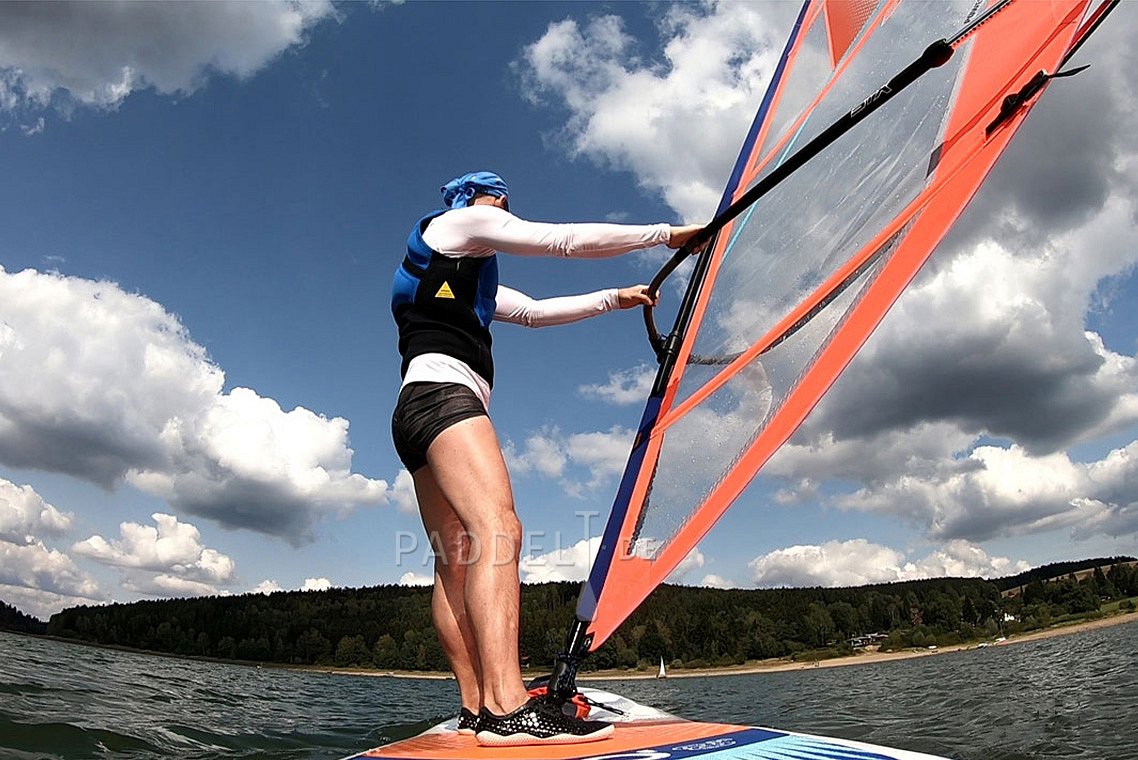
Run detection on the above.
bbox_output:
[13,608,1134,682]
[306,610,1138,682]
[585,611,1138,681]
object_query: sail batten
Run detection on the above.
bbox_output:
[574,0,1104,653]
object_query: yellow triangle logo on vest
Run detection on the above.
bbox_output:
[435,281,456,299]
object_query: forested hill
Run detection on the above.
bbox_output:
[38,560,1138,672]
[0,600,47,634]
[990,556,1136,592]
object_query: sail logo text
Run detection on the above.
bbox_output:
[673,738,738,751]
[851,85,893,117]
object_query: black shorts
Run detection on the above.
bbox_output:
[391,382,487,472]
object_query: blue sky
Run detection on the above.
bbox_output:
[0,1,1135,621]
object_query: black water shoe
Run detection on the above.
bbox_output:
[475,698,613,747]
[456,707,478,735]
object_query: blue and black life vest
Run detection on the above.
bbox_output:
[391,210,499,385]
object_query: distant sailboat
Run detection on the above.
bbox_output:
[656,656,666,679]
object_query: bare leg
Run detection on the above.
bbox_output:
[412,466,482,713]
[425,415,530,715]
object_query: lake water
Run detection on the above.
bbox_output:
[1,620,1135,759]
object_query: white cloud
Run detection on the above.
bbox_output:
[390,469,419,514]
[749,539,1030,588]
[20,116,44,135]
[507,425,634,496]
[0,478,104,618]
[751,201,1138,546]
[767,418,1138,546]
[667,546,705,582]
[0,1,337,116]
[128,386,392,540]
[506,431,567,479]
[0,583,103,623]
[841,441,1138,543]
[519,3,790,221]
[906,541,1032,581]
[302,577,332,591]
[73,513,237,598]
[518,537,708,585]
[0,267,390,542]
[818,204,1138,453]
[123,573,233,599]
[519,536,599,583]
[758,202,1138,546]
[0,539,102,602]
[579,364,655,405]
[563,428,634,489]
[698,573,736,589]
[254,579,283,595]
[398,571,433,587]
[0,478,72,544]
[766,422,976,486]
[734,202,1138,546]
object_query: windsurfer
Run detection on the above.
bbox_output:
[389,171,700,746]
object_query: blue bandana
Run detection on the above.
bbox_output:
[441,171,510,210]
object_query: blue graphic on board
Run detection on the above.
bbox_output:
[577,728,900,760]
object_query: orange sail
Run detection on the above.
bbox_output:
[573,0,1111,653]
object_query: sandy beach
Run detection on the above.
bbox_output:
[311,609,1137,682]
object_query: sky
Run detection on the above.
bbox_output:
[0,1,1135,622]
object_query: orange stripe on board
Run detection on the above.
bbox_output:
[356,721,747,759]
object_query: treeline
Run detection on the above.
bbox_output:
[0,600,47,634]
[42,561,1138,672]
[991,556,1135,591]
[1003,563,1138,624]
[596,577,1001,668]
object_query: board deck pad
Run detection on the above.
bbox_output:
[343,689,949,760]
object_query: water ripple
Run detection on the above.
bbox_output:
[2,621,1136,759]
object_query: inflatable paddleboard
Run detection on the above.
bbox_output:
[342,688,950,760]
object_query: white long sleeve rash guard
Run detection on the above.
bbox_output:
[401,205,671,409]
